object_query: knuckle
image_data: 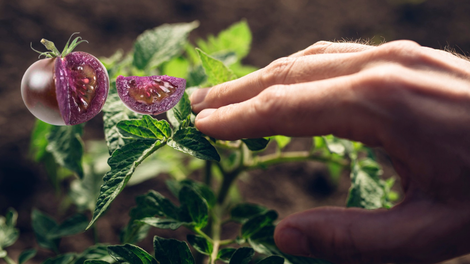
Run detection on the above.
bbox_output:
[252,86,286,131]
[375,40,426,63]
[262,57,296,86]
[305,41,334,54]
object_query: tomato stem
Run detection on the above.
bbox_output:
[40,39,61,57]
[30,33,89,59]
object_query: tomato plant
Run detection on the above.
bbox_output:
[1,21,398,264]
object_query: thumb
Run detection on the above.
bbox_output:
[274,200,466,264]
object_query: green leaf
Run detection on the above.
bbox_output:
[30,119,53,161]
[187,234,213,256]
[31,209,60,252]
[46,124,84,179]
[168,180,216,209]
[102,85,140,155]
[282,255,332,264]
[124,190,183,240]
[179,186,208,229]
[272,136,291,150]
[187,65,207,87]
[75,244,113,264]
[241,138,270,151]
[358,158,382,178]
[168,127,220,161]
[230,203,269,223]
[69,148,106,212]
[134,21,199,70]
[183,180,216,209]
[241,210,278,239]
[230,62,258,78]
[121,223,151,244]
[0,208,19,249]
[108,244,158,264]
[217,248,236,263]
[117,116,171,140]
[326,161,343,183]
[384,177,399,204]
[197,49,237,86]
[229,248,254,264]
[162,56,190,79]
[138,217,186,230]
[196,20,252,60]
[167,92,191,129]
[42,253,76,264]
[100,49,124,72]
[18,249,37,264]
[346,161,385,209]
[130,190,180,221]
[322,135,353,157]
[257,256,284,264]
[88,140,164,229]
[47,214,88,239]
[84,261,110,264]
[153,236,195,264]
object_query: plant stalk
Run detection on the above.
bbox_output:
[93,222,100,244]
[204,160,212,186]
[4,255,16,264]
[216,169,241,205]
[209,205,223,264]
[246,150,348,170]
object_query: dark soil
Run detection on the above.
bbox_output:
[2,0,470,263]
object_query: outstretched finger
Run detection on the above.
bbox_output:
[289,40,375,58]
[194,74,386,146]
[191,51,369,113]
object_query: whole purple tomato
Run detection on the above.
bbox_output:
[21,34,109,125]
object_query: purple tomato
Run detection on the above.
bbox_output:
[116,75,186,115]
[21,35,109,125]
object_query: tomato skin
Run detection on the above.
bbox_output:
[21,58,65,125]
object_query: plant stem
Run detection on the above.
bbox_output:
[4,255,16,264]
[209,205,223,264]
[216,169,240,205]
[219,239,235,246]
[216,145,245,205]
[204,160,212,186]
[246,151,348,170]
[93,223,99,244]
[195,228,213,243]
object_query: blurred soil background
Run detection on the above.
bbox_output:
[1,0,470,263]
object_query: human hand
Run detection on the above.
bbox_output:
[190,40,470,263]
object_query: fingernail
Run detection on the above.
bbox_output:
[196,108,216,121]
[190,88,210,106]
[277,228,312,257]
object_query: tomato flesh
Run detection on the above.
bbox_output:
[116,75,186,115]
[128,78,177,105]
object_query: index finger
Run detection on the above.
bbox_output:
[289,40,376,58]
[191,51,370,113]
[194,75,386,146]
